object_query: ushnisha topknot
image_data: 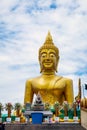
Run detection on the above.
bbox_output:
[39,31,59,59]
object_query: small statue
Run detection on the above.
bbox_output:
[24,32,74,106]
[32,93,44,111]
[35,92,42,105]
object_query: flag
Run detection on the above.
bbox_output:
[85,84,87,90]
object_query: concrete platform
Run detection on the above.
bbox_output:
[81,108,87,129]
[24,110,53,117]
[3,123,86,130]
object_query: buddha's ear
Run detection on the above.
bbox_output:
[40,66,42,73]
[58,56,60,62]
[56,56,60,73]
[38,56,41,73]
[39,61,41,73]
[38,55,40,62]
[39,61,43,73]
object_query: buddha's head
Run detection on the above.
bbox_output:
[39,32,59,73]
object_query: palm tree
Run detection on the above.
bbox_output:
[54,101,60,116]
[73,102,78,117]
[0,103,3,118]
[63,101,69,116]
[14,103,22,117]
[5,103,13,117]
[44,102,50,111]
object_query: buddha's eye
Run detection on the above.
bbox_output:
[50,53,55,57]
[41,53,47,58]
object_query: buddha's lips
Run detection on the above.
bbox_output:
[44,62,52,64]
[44,60,52,63]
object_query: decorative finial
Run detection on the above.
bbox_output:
[78,78,81,99]
[45,31,53,44]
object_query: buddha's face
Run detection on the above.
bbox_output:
[39,49,58,72]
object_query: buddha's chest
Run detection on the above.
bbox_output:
[35,78,51,88]
[32,77,65,93]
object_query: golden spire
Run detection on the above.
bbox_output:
[75,78,81,101]
[78,78,81,99]
[45,31,53,45]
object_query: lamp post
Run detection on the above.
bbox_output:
[83,84,85,98]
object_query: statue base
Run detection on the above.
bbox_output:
[4,123,86,130]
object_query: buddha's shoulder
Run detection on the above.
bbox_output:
[26,75,73,83]
[61,77,73,83]
[55,75,73,82]
[26,76,41,83]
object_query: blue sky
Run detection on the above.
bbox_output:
[0,0,87,104]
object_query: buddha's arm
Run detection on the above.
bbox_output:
[65,79,74,104]
[24,80,33,104]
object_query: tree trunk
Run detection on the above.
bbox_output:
[55,107,59,117]
[64,107,68,116]
[74,104,77,116]
[0,109,1,118]
[8,109,11,117]
[16,109,20,117]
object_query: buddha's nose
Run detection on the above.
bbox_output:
[46,54,50,59]
[46,58,50,62]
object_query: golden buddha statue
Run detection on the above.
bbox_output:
[24,32,74,106]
